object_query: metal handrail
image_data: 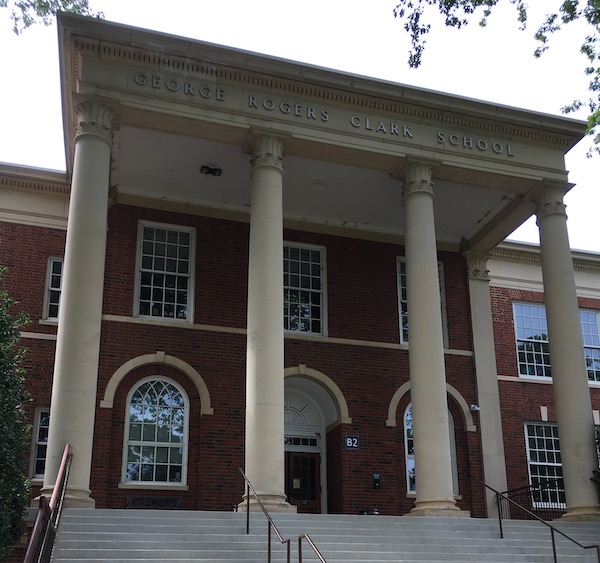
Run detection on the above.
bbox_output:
[298,533,327,562]
[474,477,600,563]
[499,478,565,521]
[238,467,291,563]
[23,443,73,563]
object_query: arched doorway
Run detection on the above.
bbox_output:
[284,388,325,513]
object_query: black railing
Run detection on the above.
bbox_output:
[474,477,600,563]
[238,468,328,563]
[238,467,291,563]
[499,478,566,521]
[23,444,72,563]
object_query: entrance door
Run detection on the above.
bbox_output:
[285,452,321,513]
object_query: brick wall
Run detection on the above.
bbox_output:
[16,202,600,517]
[491,285,600,493]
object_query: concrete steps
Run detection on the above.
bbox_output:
[51,509,600,562]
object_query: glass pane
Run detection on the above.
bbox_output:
[155,465,168,481]
[143,424,157,441]
[129,423,142,441]
[169,465,182,483]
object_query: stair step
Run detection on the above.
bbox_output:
[50,509,600,563]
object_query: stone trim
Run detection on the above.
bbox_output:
[0,172,69,196]
[491,244,600,273]
[71,37,576,149]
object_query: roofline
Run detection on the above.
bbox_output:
[57,12,586,149]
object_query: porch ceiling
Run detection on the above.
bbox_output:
[114,126,528,249]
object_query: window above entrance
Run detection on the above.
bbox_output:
[134,221,195,322]
[284,243,326,335]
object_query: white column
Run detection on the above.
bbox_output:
[534,185,600,521]
[41,102,113,507]
[243,135,293,512]
[402,162,463,516]
[466,252,508,518]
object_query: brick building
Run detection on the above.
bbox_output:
[1,13,599,521]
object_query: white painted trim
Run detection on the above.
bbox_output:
[133,220,196,324]
[121,376,190,486]
[284,364,351,426]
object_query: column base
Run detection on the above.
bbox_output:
[408,498,470,518]
[560,503,600,522]
[238,492,297,513]
[38,485,96,508]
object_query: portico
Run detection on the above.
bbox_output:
[37,13,599,519]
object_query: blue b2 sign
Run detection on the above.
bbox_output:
[345,435,360,450]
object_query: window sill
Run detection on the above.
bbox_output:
[118,482,189,491]
[38,319,58,326]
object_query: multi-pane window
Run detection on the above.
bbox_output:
[525,423,565,507]
[396,258,448,346]
[136,223,194,322]
[514,303,551,378]
[123,378,188,485]
[514,303,600,381]
[283,243,325,335]
[581,310,600,382]
[32,409,50,479]
[44,257,63,320]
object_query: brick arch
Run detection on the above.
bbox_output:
[385,382,476,431]
[100,351,214,415]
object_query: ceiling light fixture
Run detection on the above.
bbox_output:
[200,165,222,177]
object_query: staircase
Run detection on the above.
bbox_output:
[51,509,600,562]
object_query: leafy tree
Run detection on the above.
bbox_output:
[393,0,600,153]
[0,266,30,563]
[0,0,102,34]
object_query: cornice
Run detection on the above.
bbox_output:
[0,171,70,197]
[72,37,577,150]
[491,243,600,273]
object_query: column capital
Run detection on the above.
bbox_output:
[400,161,434,199]
[465,251,491,281]
[74,102,115,145]
[532,183,570,221]
[246,134,286,174]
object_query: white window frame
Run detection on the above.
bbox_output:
[514,303,600,382]
[134,221,195,323]
[513,302,551,378]
[403,403,458,495]
[524,422,565,508]
[30,408,50,480]
[121,377,190,487]
[396,258,448,347]
[580,309,600,382]
[283,242,327,336]
[42,257,63,321]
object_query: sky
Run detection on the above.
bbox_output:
[0,0,597,251]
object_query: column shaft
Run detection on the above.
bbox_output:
[402,162,462,516]
[243,135,292,512]
[42,103,113,507]
[466,253,508,518]
[535,186,600,521]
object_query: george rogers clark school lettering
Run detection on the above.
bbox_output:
[133,71,516,157]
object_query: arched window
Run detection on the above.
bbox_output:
[403,404,458,494]
[123,378,189,485]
